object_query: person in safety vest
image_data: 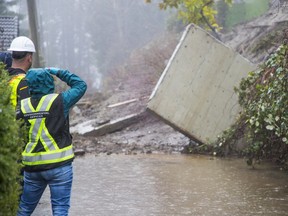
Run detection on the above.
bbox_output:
[7,36,36,108]
[16,68,87,216]
[0,51,12,69]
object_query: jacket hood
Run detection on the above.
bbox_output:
[26,68,54,97]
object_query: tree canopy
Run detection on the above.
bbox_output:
[146,0,231,34]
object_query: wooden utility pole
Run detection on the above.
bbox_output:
[26,0,41,67]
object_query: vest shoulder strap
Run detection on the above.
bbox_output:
[9,74,26,108]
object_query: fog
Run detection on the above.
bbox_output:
[15,0,173,91]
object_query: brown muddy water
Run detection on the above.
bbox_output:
[32,154,288,216]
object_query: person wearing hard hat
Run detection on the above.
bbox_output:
[16,68,87,216]
[7,36,36,108]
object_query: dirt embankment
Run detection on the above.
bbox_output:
[223,7,288,63]
[71,8,288,156]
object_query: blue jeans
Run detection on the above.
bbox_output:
[17,164,73,216]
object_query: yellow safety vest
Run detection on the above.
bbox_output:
[9,74,26,108]
[20,93,74,166]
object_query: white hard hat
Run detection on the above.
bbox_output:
[8,36,36,52]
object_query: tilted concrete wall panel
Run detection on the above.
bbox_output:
[147,24,256,144]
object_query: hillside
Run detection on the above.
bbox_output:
[71,7,288,156]
[223,7,288,63]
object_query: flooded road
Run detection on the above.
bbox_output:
[33,154,288,216]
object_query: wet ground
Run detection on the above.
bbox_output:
[72,111,191,155]
[23,7,288,216]
[32,153,288,216]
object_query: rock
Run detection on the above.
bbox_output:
[74,149,85,156]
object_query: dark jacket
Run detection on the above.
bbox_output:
[17,68,87,172]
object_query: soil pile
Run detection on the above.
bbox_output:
[71,33,191,155]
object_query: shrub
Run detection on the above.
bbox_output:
[235,43,288,162]
[0,63,22,215]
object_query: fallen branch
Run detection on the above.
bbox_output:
[107,98,138,108]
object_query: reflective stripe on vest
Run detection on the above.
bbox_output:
[21,93,74,166]
[9,74,26,108]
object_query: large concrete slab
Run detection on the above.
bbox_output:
[147,24,256,144]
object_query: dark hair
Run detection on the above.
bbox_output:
[12,51,32,60]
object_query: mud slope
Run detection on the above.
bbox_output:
[72,7,288,155]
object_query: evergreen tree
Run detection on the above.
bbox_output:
[0,63,22,216]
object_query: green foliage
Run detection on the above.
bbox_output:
[146,0,232,31]
[148,0,269,34]
[0,63,22,216]
[234,44,288,162]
